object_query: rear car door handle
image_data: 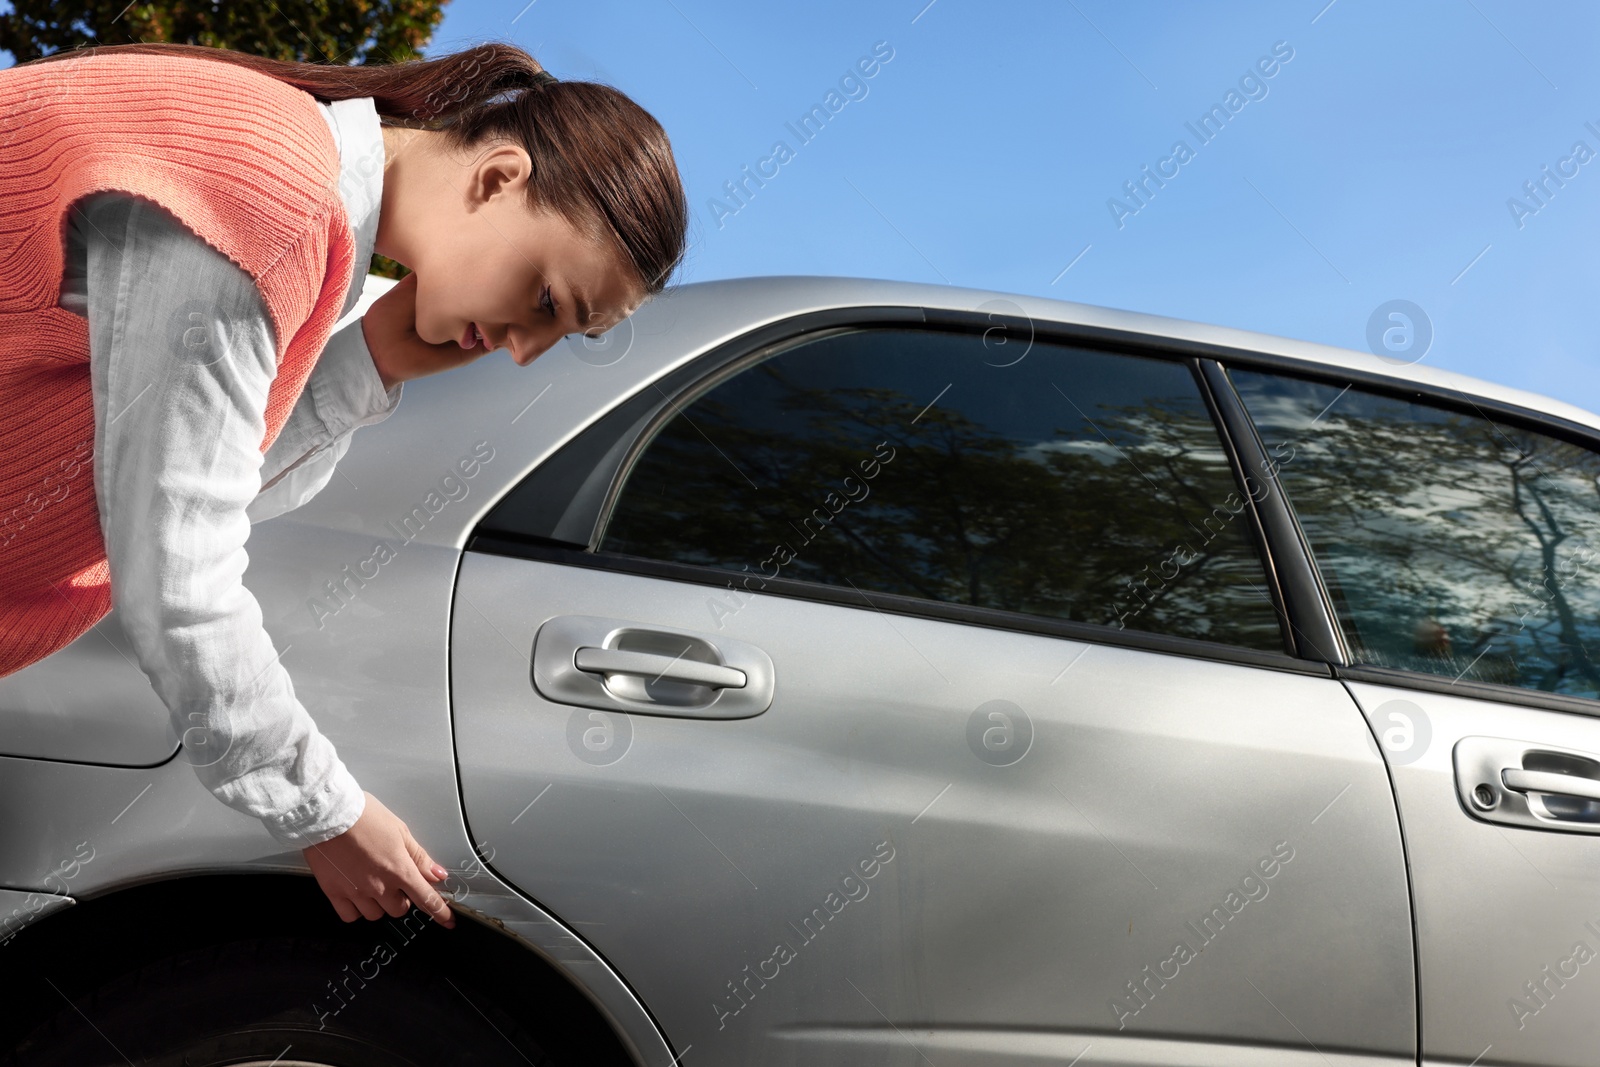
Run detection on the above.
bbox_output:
[572,647,747,690]
[532,614,774,719]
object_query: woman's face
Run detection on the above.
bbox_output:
[386,135,646,366]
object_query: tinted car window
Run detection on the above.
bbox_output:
[600,328,1285,650]
[1231,368,1600,699]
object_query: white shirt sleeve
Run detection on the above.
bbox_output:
[250,311,404,523]
[83,192,368,849]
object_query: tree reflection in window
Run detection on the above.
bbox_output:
[1231,369,1600,698]
[601,329,1285,651]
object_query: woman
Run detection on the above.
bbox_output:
[0,41,687,931]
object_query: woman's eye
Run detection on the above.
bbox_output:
[540,287,556,318]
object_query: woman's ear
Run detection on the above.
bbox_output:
[468,143,535,212]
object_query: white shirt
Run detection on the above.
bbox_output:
[58,97,398,848]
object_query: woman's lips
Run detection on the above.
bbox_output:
[459,322,482,350]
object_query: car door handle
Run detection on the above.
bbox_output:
[531,614,775,719]
[1456,736,1600,834]
[574,647,747,690]
[1501,768,1600,803]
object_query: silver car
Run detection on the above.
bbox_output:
[4,274,1600,1067]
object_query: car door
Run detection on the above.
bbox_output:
[1228,363,1600,1067]
[450,309,1415,1067]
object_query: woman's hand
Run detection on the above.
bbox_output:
[361,270,491,391]
[303,791,457,930]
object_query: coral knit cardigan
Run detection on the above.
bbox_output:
[0,52,357,677]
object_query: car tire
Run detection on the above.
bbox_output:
[7,934,557,1066]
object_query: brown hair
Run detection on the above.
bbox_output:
[21,41,689,296]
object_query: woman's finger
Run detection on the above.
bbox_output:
[353,895,386,922]
[400,825,450,885]
[329,895,362,923]
[401,869,456,929]
[380,887,412,919]
[415,846,448,884]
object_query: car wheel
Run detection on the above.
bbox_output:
[7,935,557,1066]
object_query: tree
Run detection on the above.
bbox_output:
[0,0,450,280]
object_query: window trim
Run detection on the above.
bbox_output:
[1335,664,1600,717]
[1214,349,1600,461]
[930,306,1600,459]
[469,305,1321,674]
[1199,360,1347,665]
[1188,359,1305,660]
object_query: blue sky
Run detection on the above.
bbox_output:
[9,1,1599,413]
[420,0,1600,413]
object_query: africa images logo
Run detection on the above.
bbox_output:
[307,440,494,630]
[1109,840,1296,1030]
[1106,41,1295,230]
[712,839,897,1032]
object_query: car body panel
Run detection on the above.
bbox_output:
[451,548,1415,1065]
[1346,681,1600,1067]
[7,272,1600,1064]
[0,604,175,765]
[0,274,684,1064]
[0,515,684,1064]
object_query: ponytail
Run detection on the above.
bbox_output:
[22,41,689,294]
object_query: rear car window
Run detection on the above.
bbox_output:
[600,327,1287,651]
